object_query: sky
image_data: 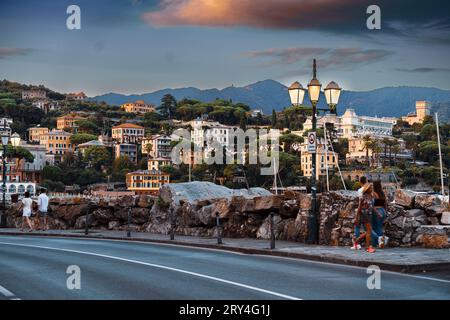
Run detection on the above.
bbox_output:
[0,0,450,96]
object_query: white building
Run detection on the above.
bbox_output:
[32,100,60,113]
[302,109,397,139]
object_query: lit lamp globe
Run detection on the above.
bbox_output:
[324,81,341,114]
[307,78,322,104]
[11,133,21,148]
[1,132,8,146]
[288,81,305,106]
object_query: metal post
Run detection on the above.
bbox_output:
[1,144,6,228]
[127,207,131,238]
[84,209,89,235]
[270,212,275,250]
[170,210,175,240]
[216,213,222,245]
[308,100,318,244]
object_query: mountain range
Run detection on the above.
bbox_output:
[91,80,450,119]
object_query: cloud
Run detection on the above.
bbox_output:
[0,48,32,59]
[245,47,393,70]
[141,0,366,30]
[395,67,450,73]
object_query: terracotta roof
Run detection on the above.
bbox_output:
[112,123,144,129]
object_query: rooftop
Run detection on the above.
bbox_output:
[112,123,145,129]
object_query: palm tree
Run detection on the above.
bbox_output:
[362,135,373,167]
[382,137,391,166]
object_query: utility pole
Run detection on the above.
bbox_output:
[436,113,445,196]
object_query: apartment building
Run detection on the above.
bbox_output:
[28,127,49,143]
[126,170,170,195]
[402,101,431,125]
[114,143,138,164]
[56,114,85,131]
[22,89,46,100]
[39,129,73,159]
[112,123,145,144]
[121,100,155,114]
[300,140,339,178]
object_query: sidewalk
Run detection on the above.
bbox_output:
[0,228,449,273]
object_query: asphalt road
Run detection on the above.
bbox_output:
[0,235,449,300]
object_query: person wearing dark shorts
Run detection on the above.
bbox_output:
[37,188,49,230]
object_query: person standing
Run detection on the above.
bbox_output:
[37,188,50,230]
[372,180,388,248]
[351,176,369,250]
[18,191,34,232]
[353,183,376,253]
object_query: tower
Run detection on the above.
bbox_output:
[416,101,430,121]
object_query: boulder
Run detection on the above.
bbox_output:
[137,195,154,208]
[415,226,450,248]
[415,194,441,209]
[425,205,446,217]
[441,212,450,225]
[253,195,282,212]
[394,189,416,208]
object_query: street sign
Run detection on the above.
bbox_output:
[307,132,316,153]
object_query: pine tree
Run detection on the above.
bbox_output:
[271,109,277,128]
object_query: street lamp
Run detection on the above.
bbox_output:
[288,59,341,244]
[1,129,9,228]
[324,81,341,115]
[11,133,21,148]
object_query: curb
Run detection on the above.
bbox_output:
[1,231,449,273]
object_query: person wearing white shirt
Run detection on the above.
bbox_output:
[19,191,34,232]
[37,188,50,230]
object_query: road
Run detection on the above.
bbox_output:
[0,235,449,300]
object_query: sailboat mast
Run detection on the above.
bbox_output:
[435,113,445,196]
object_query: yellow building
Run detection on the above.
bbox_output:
[126,170,170,195]
[56,114,85,130]
[112,123,145,144]
[346,137,373,163]
[402,101,431,125]
[28,127,49,143]
[121,100,155,114]
[300,141,338,177]
[39,129,73,158]
[148,157,171,171]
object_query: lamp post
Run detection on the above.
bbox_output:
[1,129,9,228]
[288,59,341,244]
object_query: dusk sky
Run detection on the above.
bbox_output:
[1,0,449,96]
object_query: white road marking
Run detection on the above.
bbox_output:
[0,284,20,300]
[252,254,450,284]
[2,235,450,284]
[0,241,301,300]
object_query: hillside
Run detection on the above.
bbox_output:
[91,80,450,119]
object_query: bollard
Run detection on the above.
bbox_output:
[270,212,275,250]
[216,213,223,245]
[127,207,131,238]
[84,211,89,236]
[170,211,175,240]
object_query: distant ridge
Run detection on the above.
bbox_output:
[90,80,450,119]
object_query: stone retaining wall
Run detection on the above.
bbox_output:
[6,182,450,248]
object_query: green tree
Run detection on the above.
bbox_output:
[75,119,99,135]
[157,94,177,119]
[84,146,111,170]
[70,133,98,146]
[271,109,277,128]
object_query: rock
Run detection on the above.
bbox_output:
[253,195,282,212]
[137,195,154,208]
[415,194,441,209]
[425,205,446,217]
[405,209,425,217]
[119,195,137,208]
[108,221,121,230]
[394,189,416,208]
[131,208,150,224]
[441,212,450,225]
[415,234,449,248]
